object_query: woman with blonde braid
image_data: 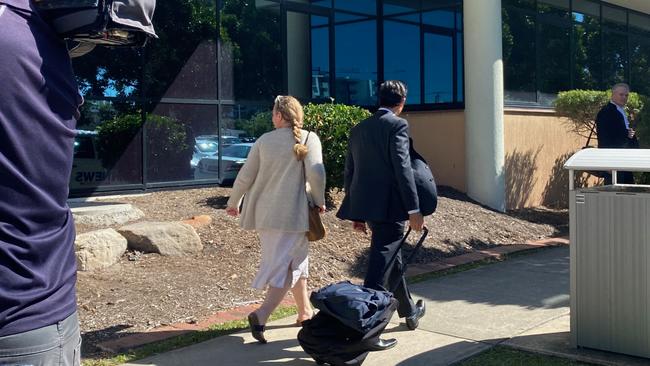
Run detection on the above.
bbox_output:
[226,96,326,344]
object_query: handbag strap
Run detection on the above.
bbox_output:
[302,131,311,204]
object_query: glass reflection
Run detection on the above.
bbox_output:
[573,24,601,90]
[630,38,650,96]
[145,103,218,183]
[503,6,536,103]
[334,0,376,15]
[424,33,453,104]
[384,0,419,16]
[335,19,377,106]
[73,48,142,98]
[538,22,571,106]
[603,31,628,87]
[312,15,331,101]
[71,100,142,190]
[144,0,218,101]
[384,20,420,104]
[422,9,455,28]
[220,1,281,102]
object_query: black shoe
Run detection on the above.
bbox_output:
[405,300,426,330]
[247,312,267,344]
[367,338,398,351]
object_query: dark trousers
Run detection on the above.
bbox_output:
[364,221,416,318]
[603,171,634,185]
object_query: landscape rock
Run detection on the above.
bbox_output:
[117,222,203,256]
[71,203,145,227]
[181,215,213,228]
[75,228,127,271]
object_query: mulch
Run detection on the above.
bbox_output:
[76,186,568,359]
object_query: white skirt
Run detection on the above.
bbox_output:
[252,230,309,290]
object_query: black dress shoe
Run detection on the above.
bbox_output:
[405,299,426,330]
[367,338,398,351]
[247,312,267,344]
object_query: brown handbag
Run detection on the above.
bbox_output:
[303,132,325,241]
[307,204,325,241]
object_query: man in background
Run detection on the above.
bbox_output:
[0,0,82,364]
[596,83,639,184]
[337,80,426,331]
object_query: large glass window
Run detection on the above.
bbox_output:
[285,0,464,108]
[69,0,464,196]
[602,30,628,87]
[382,0,463,107]
[384,19,421,104]
[503,0,650,107]
[424,33,454,104]
[502,6,536,103]
[335,18,378,106]
[538,22,571,106]
[630,37,650,97]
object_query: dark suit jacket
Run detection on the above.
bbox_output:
[596,102,638,148]
[336,110,419,223]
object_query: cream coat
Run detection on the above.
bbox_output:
[227,128,326,232]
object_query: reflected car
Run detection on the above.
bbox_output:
[190,138,219,171]
[194,143,254,184]
[70,130,107,190]
[195,135,242,147]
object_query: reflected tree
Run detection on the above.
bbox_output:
[220,0,282,101]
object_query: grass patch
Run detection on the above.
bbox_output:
[459,346,596,366]
[82,306,297,366]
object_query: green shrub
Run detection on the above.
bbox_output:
[635,96,650,184]
[554,90,644,146]
[635,95,650,147]
[235,110,273,138]
[303,103,371,190]
[145,114,193,181]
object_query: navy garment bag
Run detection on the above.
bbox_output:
[309,281,394,334]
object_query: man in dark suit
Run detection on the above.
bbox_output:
[337,80,426,330]
[596,83,639,184]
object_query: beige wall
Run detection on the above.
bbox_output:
[401,109,590,209]
[403,110,466,192]
[504,109,587,209]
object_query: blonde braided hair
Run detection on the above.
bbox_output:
[274,95,308,161]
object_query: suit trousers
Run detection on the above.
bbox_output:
[603,171,634,185]
[364,221,416,318]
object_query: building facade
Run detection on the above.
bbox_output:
[70,0,650,210]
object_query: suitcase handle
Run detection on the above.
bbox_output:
[384,226,429,293]
[402,226,428,265]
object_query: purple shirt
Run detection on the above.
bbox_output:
[0,0,80,336]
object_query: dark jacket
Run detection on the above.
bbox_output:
[409,138,437,216]
[596,102,639,149]
[336,110,419,223]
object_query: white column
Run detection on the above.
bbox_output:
[463,0,506,212]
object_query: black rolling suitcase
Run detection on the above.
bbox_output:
[298,227,428,366]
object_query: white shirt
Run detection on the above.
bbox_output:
[612,102,630,130]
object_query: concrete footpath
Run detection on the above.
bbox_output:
[122,247,649,366]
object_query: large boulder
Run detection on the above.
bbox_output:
[75,228,127,271]
[71,203,145,227]
[117,222,202,256]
